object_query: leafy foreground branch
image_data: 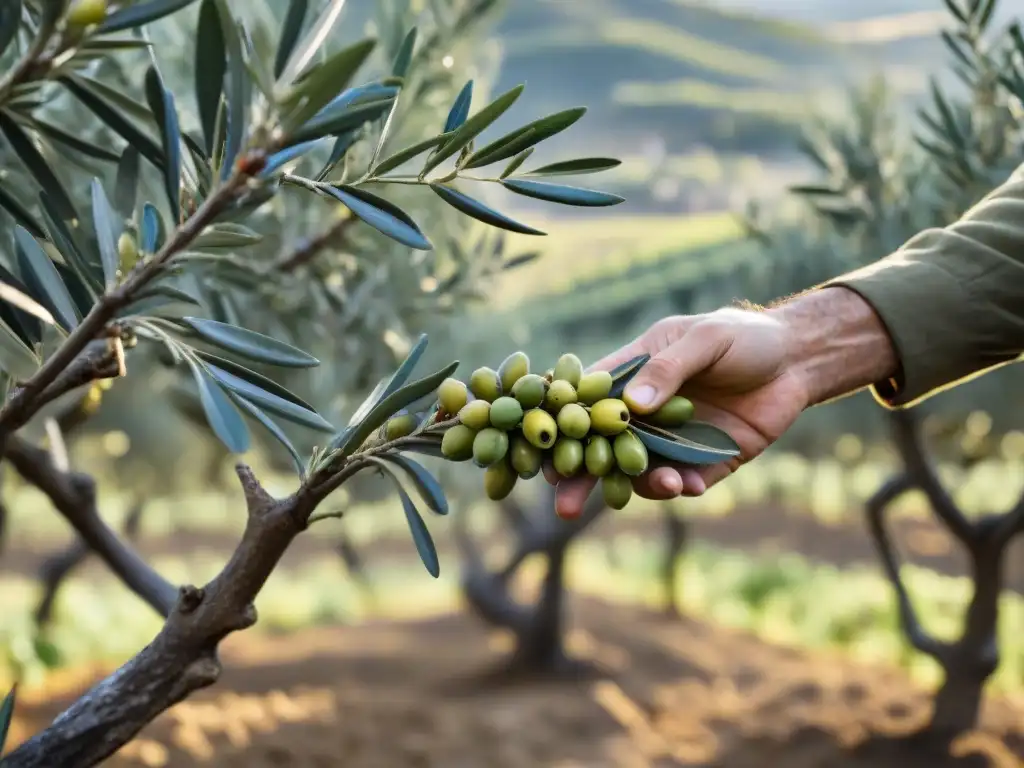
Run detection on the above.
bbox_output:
[3,406,456,768]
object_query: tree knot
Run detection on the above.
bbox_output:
[177,585,206,614]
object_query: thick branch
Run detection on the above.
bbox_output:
[865,473,950,663]
[37,340,120,415]
[5,436,176,618]
[4,465,301,768]
[35,501,144,627]
[889,409,976,544]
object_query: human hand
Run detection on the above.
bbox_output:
[543,306,812,518]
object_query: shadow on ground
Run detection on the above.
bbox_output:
[9,598,1024,767]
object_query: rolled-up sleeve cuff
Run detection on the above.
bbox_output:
[824,259,979,408]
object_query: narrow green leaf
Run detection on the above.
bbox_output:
[213,0,247,181]
[608,354,650,398]
[0,315,40,380]
[99,0,199,32]
[0,0,22,61]
[943,0,967,22]
[90,179,122,288]
[194,350,317,411]
[391,27,417,78]
[463,107,586,169]
[121,283,199,315]
[114,147,141,220]
[195,0,226,157]
[0,186,44,239]
[378,332,428,404]
[323,184,431,250]
[0,263,42,346]
[38,192,102,292]
[281,38,377,132]
[370,134,446,177]
[499,147,533,179]
[443,80,473,133]
[0,280,56,327]
[629,423,738,466]
[380,453,447,515]
[60,75,165,169]
[502,251,540,270]
[230,392,306,477]
[0,111,77,220]
[32,119,120,161]
[430,184,545,236]
[187,358,250,453]
[524,158,621,177]
[501,179,624,208]
[141,202,165,253]
[275,0,309,79]
[207,362,333,432]
[0,684,16,756]
[421,84,524,176]
[286,96,393,145]
[347,375,390,428]
[277,0,347,85]
[192,222,262,249]
[13,226,79,331]
[372,461,439,577]
[180,317,320,368]
[53,261,96,318]
[332,360,458,455]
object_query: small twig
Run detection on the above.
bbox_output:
[269,215,356,273]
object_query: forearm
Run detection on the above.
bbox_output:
[768,287,899,406]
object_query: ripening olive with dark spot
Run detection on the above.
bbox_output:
[552,353,584,387]
[484,459,518,500]
[522,408,557,450]
[553,437,584,477]
[498,351,530,393]
[510,434,543,479]
[602,471,633,510]
[544,379,577,412]
[459,400,492,431]
[556,403,590,440]
[576,371,613,405]
[385,414,417,440]
[585,435,614,477]
[590,398,630,435]
[511,373,547,409]
[473,427,509,467]
[469,367,501,402]
[441,425,476,461]
[646,396,696,427]
[490,396,524,430]
[613,431,649,476]
[438,377,468,415]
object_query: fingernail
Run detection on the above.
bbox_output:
[625,384,657,408]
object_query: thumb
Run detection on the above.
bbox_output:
[622,324,730,413]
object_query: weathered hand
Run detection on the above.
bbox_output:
[543,288,899,519]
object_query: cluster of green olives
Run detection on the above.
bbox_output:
[424,351,695,510]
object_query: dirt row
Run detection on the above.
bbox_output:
[8,598,1024,767]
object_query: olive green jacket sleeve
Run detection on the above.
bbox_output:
[824,164,1024,408]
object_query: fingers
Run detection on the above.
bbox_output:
[622,323,732,414]
[553,475,598,519]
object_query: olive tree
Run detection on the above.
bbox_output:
[0,1,625,765]
[749,0,1024,738]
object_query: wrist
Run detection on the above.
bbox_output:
[767,286,900,406]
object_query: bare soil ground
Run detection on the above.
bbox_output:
[8,598,1024,768]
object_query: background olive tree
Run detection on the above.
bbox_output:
[0,1,626,765]
[749,0,1024,739]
